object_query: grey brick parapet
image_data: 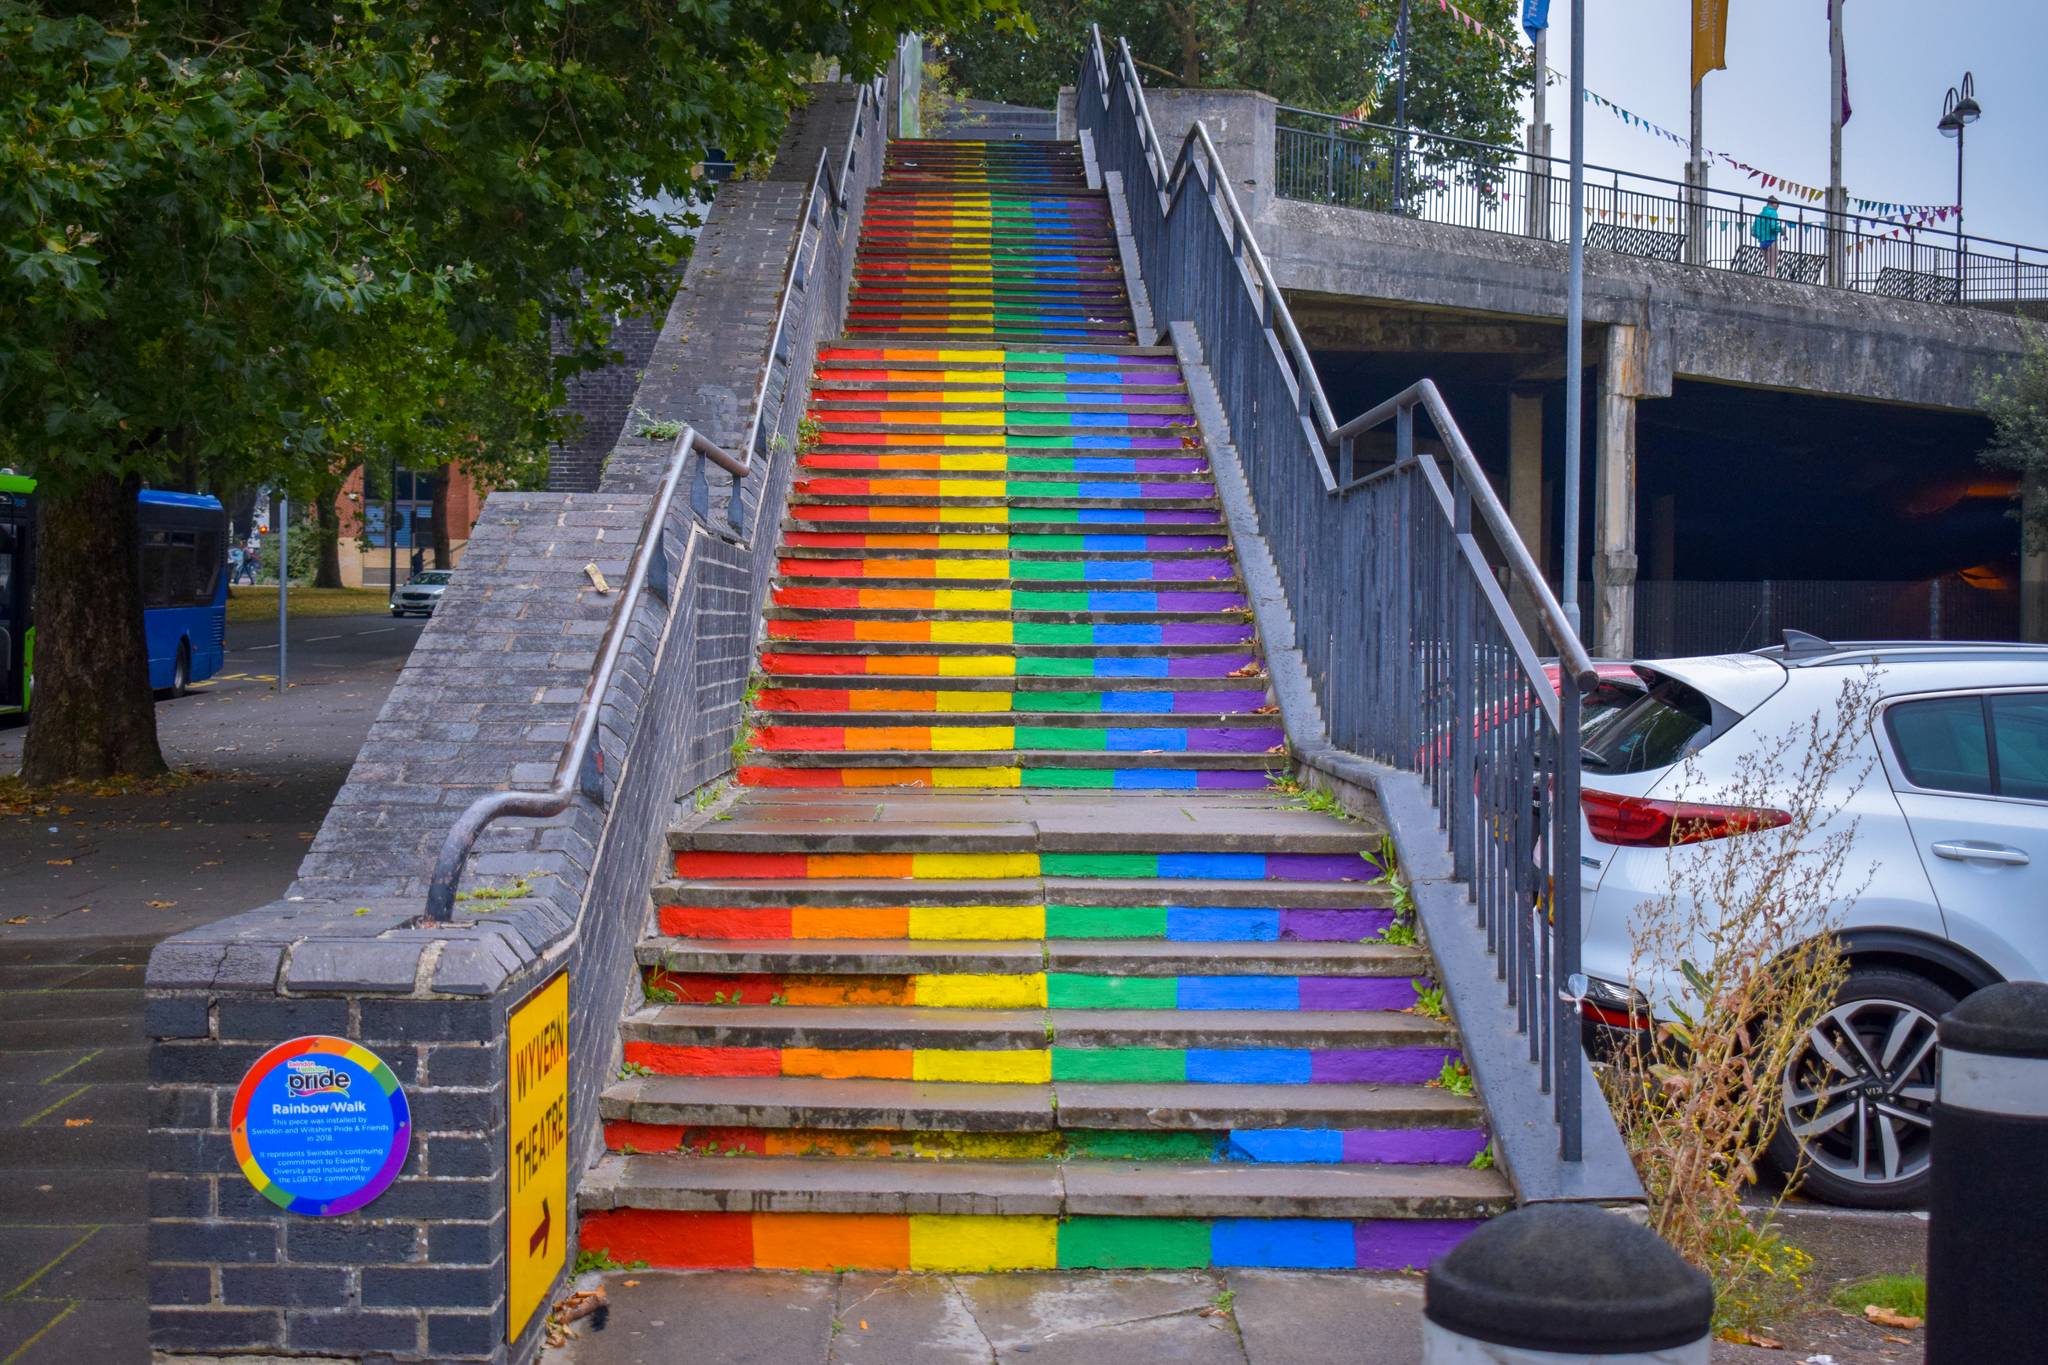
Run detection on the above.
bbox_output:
[145,74,887,1365]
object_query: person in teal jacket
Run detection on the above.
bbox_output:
[1751,195,1785,276]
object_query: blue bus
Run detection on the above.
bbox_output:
[0,477,229,714]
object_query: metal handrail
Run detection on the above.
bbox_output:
[708,75,882,532]
[1083,25,1593,1162]
[424,426,724,922]
[1102,31,1593,687]
[1273,104,2048,301]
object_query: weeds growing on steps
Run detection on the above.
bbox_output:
[1408,980,1447,1021]
[1599,670,1879,1338]
[1367,833,1419,944]
[1431,1059,1474,1096]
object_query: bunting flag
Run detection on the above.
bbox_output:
[1692,0,1730,88]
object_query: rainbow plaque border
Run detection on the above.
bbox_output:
[230,1034,412,1216]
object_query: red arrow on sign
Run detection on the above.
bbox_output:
[530,1199,551,1258]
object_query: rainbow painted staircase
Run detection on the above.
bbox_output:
[577,138,1512,1273]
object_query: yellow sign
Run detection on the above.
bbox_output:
[507,970,569,1342]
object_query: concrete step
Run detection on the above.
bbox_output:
[734,750,1279,772]
[651,902,1398,944]
[668,804,1374,857]
[755,674,1266,698]
[765,593,1250,617]
[621,1006,1452,1052]
[778,556,1236,577]
[747,719,1279,755]
[597,1075,1478,1134]
[788,492,1217,510]
[637,940,1425,979]
[775,541,1233,560]
[653,876,1394,911]
[578,1153,1510,1222]
[740,710,1276,732]
[758,638,1259,658]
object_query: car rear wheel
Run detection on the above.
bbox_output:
[1764,965,1952,1209]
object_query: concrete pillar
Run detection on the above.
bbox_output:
[1594,325,1642,659]
[2024,477,2048,643]
[1506,388,1548,640]
[1133,90,1278,222]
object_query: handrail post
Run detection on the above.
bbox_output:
[1449,470,1476,885]
[1556,678,1584,1161]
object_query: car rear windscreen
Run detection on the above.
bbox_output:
[1580,675,1718,775]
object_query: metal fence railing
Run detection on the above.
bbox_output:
[1273,108,2048,304]
[1631,579,2020,660]
[1080,27,1597,1162]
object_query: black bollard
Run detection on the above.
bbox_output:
[1926,980,2048,1364]
[1424,1204,1713,1363]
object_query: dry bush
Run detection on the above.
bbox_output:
[1601,670,1881,1330]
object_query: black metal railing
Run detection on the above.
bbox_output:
[423,71,889,922]
[1080,28,1596,1159]
[1274,107,2048,303]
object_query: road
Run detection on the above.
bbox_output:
[0,613,420,1361]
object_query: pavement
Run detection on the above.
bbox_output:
[550,1240,1931,1365]
[0,613,420,1362]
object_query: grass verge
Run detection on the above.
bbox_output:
[225,586,392,623]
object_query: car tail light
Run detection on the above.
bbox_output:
[1581,789,1791,848]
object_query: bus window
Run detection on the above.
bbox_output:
[0,522,14,598]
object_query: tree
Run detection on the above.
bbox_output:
[1981,324,2048,552]
[938,0,1532,146]
[3,0,998,783]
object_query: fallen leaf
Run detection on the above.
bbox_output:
[5,917,29,925]
[63,1117,93,1128]
[621,1279,640,1288]
[1882,1335,1911,1344]
[859,1320,868,1331]
[147,899,177,908]
[1717,1329,1782,1349]
[1863,1306,1922,1330]
[46,858,73,866]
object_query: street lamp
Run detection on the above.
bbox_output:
[1937,72,1980,298]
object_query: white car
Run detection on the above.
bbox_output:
[390,569,452,617]
[1575,636,2048,1208]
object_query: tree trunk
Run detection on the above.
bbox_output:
[430,469,453,569]
[19,472,168,783]
[312,474,344,589]
[1177,9,1201,87]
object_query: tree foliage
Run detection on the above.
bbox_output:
[938,0,1531,144]
[1980,324,2048,552]
[1,0,997,780]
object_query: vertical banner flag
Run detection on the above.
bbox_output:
[1522,0,1549,43]
[1691,0,1729,88]
[1827,0,1852,124]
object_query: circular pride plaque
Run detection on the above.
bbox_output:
[230,1035,411,1216]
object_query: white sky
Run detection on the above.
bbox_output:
[1529,1,2043,245]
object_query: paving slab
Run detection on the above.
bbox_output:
[828,1274,1000,1364]
[552,1270,838,1365]
[1227,1269,1424,1365]
[951,1270,1230,1356]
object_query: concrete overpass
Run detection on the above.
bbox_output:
[1062,89,2044,652]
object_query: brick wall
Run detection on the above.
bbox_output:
[144,76,884,1364]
